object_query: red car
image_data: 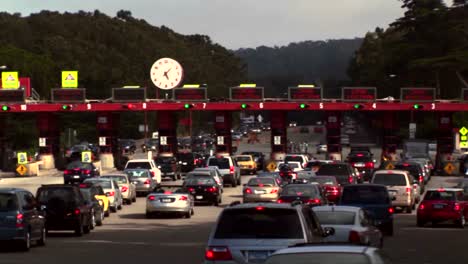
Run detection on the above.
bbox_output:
[417,188,467,227]
[308,176,342,204]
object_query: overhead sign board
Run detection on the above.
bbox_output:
[0,89,25,102]
[39,138,47,147]
[173,88,207,101]
[342,87,376,101]
[112,87,146,102]
[230,87,264,101]
[1,72,19,89]
[288,87,322,101]
[51,88,86,102]
[61,71,78,88]
[400,88,435,102]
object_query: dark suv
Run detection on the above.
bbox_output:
[64,161,100,184]
[36,185,93,236]
[176,152,197,174]
[346,152,375,182]
[316,162,358,185]
[155,155,181,181]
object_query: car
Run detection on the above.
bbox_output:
[183,176,222,206]
[84,178,123,213]
[100,174,137,205]
[304,160,334,172]
[241,151,265,170]
[346,152,376,182]
[264,245,387,264]
[232,132,242,141]
[276,161,303,172]
[176,152,199,174]
[204,202,334,263]
[36,184,93,236]
[284,154,309,169]
[393,162,426,193]
[277,163,298,183]
[312,206,383,248]
[243,177,282,203]
[78,182,110,217]
[277,184,326,206]
[78,183,105,227]
[0,188,46,250]
[417,188,468,227]
[308,176,342,204]
[119,139,137,154]
[234,155,257,175]
[371,170,417,213]
[257,171,286,187]
[341,135,350,146]
[124,159,161,185]
[125,169,157,196]
[142,138,158,152]
[339,184,394,236]
[294,170,316,184]
[146,188,194,218]
[406,157,433,180]
[206,155,241,187]
[316,162,358,185]
[190,167,224,191]
[63,161,100,184]
[316,144,327,154]
[154,155,181,181]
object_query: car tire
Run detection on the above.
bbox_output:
[231,177,237,188]
[132,196,137,203]
[145,211,152,219]
[104,209,110,217]
[75,222,83,236]
[405,206,412,214]
[96,211,103,226]
[127,199,132,205]
[117,202,122,210]
[90,211,96,230]
[110,206,117,213]
[191,208,194,216]
[384,224,393,236]
[237,175,241,185]
[83,221,91,234]
[19,230,31,251]
[185,211,191,219]
[214,198,219,207]
[37,227,46,246]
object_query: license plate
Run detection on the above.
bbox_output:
[133,181,139,184]
[196,195,203,200]
[433,204,445,209]
[388,190,397,195]
[73,175,80,179]
[161,198,172,203]
[254,190,266,194]
[248,251,269,261]
[354,163,365,167]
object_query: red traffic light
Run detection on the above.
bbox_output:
[122,104,136,109]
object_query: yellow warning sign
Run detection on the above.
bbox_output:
[16,164,27,176]
[17,152,28,165]
[1,72,19,89]
[61,71,78,88]
[385,162,395,170]
[444,162,455,175]
[266,162,277,172]
[461,142,468,148]
[460,127,468,136]
[81,151,92,163]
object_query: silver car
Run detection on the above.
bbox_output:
[265,245,387,264]
[84,178,123,213]
[206,156,241,187]
[101,174,137,205]
[190,167,224,192]
[146,189,194,218]
[125,169,157,196]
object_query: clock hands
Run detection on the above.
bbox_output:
[163,68,172,80]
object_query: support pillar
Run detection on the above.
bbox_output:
[0,116,7,170]
[381,112,399,164]
[214,111,232,155]
[270,111,287,161]
[326,112,342,161]
[37,113,59,169]
[436,112,455,175]
[97,112,119,170]
[158,111,178,156]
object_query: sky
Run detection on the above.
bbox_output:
[1,0,454,49]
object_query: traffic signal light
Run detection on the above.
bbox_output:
[122,103,136,109]
[353,104,363,109]
[184,103,193,109]
[413,104,423,109]
[299,103,310,109]
[61,104,73,110]
[1,105,10,111]
[240,103,250,109]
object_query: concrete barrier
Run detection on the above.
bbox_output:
[38,154,55,170]
[99,154,114,170]
[93,160,102,175]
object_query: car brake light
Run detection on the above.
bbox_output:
[188,187,195,192]
[206,187,217,193]
[419,204,425,210]
[277,199,283,203]
[255,206,265,211]
[365,162,374,168]
[419,176,423,183]
[16,213,24,228]
[307,198,321,204]
[83,170,91,174]
[74,209,80,215]
[454,203,461,211]
[121,186,128,193]
[79,183,88,188]
[348,176,353,183]
[388,207,394,214]
[107,191,115,197]
[64,170,70,175]
[403,163,409,166]
[270,189,278,194]
[356,153,364,157]
[348,230,360,243]
[148,195,155,201]
[164,191,172,194]
[150,171,155,177]
[438,188,445,192]
[229,166,234,174]
[406,187,412,194]
[244,188,252,194]
[205,246,233,261]
[179,196,188,201]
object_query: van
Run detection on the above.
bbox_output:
[371,170,417,213]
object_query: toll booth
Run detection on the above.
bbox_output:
[97,112,119,169]
[270,111,287,161]
[214,111,232,155]
[326,112,342,161]
[37,113,60,169]
[157,111,178,156]
[436,113,455,175]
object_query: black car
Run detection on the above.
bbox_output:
[316,162,358,185]
[242,151,265,170]
[394,162,426,192]
[278,184,327,206]
[278,163,297,183]
[119,139,137,154]
[346,152,375,181]
[183,176,221,206]
[155,155,181,181]
[339,184,394,236]
[142,138,158,152]
[176,152,197,174]
[78,183,105,225]
[66,144,95,163]
[36,184,93,236]
[63,161,100,184]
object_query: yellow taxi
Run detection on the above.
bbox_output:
[234,155,257,175]
[79,183,111,217]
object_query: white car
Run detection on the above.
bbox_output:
[275,161,302,172]
[312,206,383,248]
[124,159,161,185]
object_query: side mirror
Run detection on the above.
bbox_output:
[322,227,335,237]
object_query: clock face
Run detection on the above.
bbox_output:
[150,58,184,90]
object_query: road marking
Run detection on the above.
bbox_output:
[401,227,466,232]
[63,240,150,246]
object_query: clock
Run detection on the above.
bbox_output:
[150,58,184,90]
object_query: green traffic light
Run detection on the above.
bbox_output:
[413,104,421,109]
[241,104,248,109]
[184,104,190,109]
[300,103,307,109]
[353,104,361,109]
[1,105,9,111]
[62,105,71,110]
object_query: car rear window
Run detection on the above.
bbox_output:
[126,162,151,169]
[315,211,356,225]
[125,170,150,178]
[348,157,371,163]
[424,191,456,201]
[236,156,251,162]
[309,177,337,185]
[185,177,215,185]
[37,187,75,203]
[0,193,18,211]
[208,158,230,169]
[341,186,389,205]
[177,153,194,161]
[316,164,349,176]
[102,176,127,184]
[372,174,407,186]
[394,165,420,176]
[155,157,174,164]
[285,156,304,163]
[282,185,319,197]
[66,162,88,169]
[85,180,111,189]
[214,208,303,239]
[265,252,370,264]
[247,177,276,187]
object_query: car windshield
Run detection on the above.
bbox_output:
[341,186,389,205]
[236,156,251,162]
[424,191,456,201]
[309,177,337,185]
[282,185,318,197]
[316,164,349,176]
[185,177,215,185]
[258,172,279,178]
[0,193,18,211]
[214,208,303,239]
[125,170,150,178]
[85,180,111,189]
[315,211,356,225]
[285,163,300,169]
[265,252,370,264]
[372,174,407,186]
[208,158,230,169]
[126,162,151,169]
[101,176,127,184]
[247,177,275,187]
